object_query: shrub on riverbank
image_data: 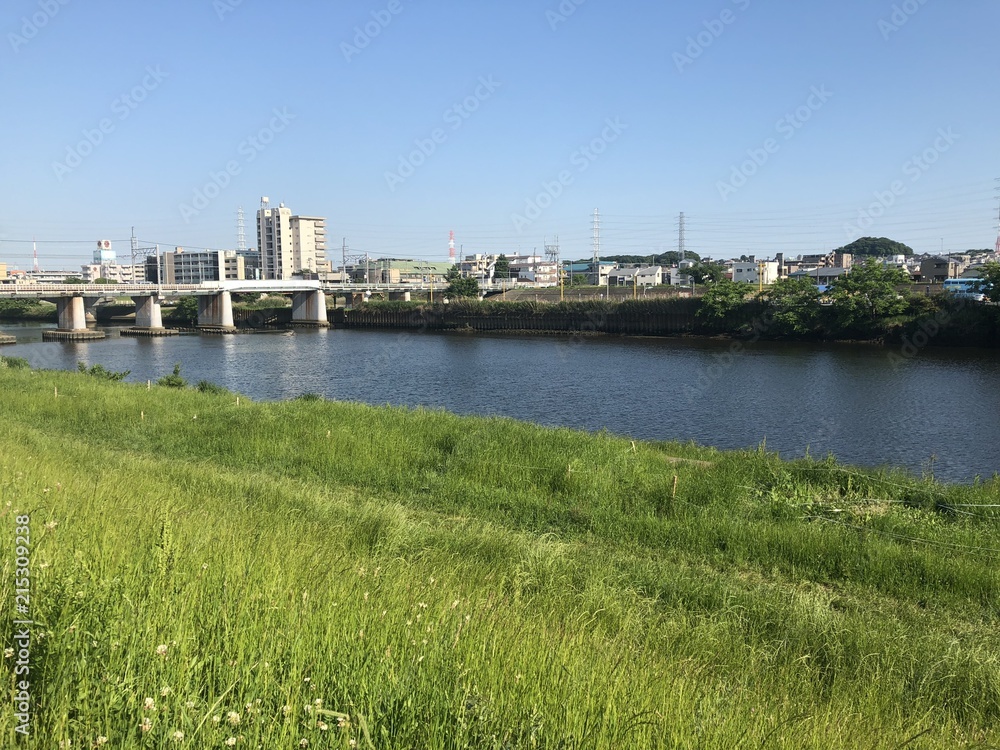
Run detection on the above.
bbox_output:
[0,299,57,322]
[1,364,999,747]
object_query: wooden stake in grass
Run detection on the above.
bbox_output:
[54,386,57,398]
[672,474,678,500]
[141,411,144,421]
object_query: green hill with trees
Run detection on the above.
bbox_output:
[835,236,916,257]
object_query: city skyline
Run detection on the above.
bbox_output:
[2,0,998,268]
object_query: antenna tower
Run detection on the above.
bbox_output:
[237,206,246,253]
[544,236,560,283]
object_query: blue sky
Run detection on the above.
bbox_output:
[1,0,997,269]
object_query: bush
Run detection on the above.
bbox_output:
[0,356,30,370]
[78,361,130,381]
[294,393,324,402]
[196,380,231,396]
[157,363,187,388]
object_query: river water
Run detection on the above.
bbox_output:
[2,322,998,483]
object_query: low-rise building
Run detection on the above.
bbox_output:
[608,266,662,287]
[789,267,850,285]
[80,262,146,283]
[731,260,779,286]
[147,249,245,284]
[919,256,960,283]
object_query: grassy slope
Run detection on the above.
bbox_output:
[1,365,999,748]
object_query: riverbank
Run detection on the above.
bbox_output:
[1,360,999,747]
[337,297,1000,348]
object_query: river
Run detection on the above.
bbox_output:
[2,321,998,483]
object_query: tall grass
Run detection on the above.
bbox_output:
[1,367,999,747]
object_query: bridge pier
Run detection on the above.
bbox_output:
[121,295,178,338]
[43,296,106,341]
[290,290,329,327]
[389,291,411,302]
[197,291,236,333]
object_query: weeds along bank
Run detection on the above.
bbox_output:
[1,362,1000,748]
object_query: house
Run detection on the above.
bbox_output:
[730,260,779,286]
[607,266,662,287]
[788,267,850,285]
[919,256,961,283]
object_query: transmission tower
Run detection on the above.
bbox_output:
[592,209,600,282]
[237,206,247,253]
[994,179,1000,254]
[678,211,686,263]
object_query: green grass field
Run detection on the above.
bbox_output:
[1,360,999,748]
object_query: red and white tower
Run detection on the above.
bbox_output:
[449,230,456,264]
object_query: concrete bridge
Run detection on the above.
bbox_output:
[0,279,505,341]
[0,281,332,339]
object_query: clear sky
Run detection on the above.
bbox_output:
[1,0,997,270]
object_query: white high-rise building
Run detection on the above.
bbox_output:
[256,198,329,279]
[290,215,329,274]
[257,198,293,280]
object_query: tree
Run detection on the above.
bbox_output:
[697,279,752,319]
[493,254,510,280]
[93,278,118,285]
[828,259,911,331]
[63,276,85,284]
[571,274,589,287]
[444,266,479,298]
[169,297,199,325]
[688,262,726,285]
[834,237,915,258]
[760,277,822,335]
[979,262,1000,303]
